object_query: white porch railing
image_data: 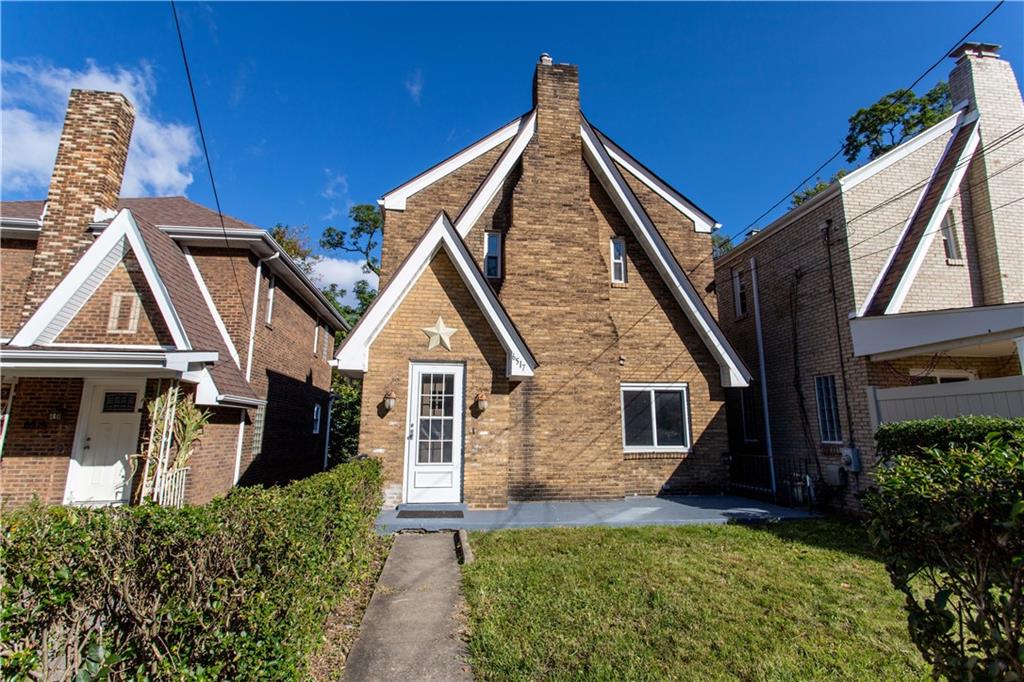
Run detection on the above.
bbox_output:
[156,467,189,509]
[867,375,1024,429]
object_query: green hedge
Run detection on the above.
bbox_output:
[874,415,1024,461]
[1,459,383,681]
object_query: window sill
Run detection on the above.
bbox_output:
[734,313,748,321]
[611,281,628,289]
[945,257,965,266]
[265,323,274,330]
[623,449,690,460]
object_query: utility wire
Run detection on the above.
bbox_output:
[170,0,249,319]
[714,0,1006,252]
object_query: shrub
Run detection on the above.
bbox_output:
[874,415,1024,461]
[864,434,1023,680]
[1,459,383,681]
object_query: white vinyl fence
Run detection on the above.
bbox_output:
[867,375,1024,429]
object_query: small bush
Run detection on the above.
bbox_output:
[874,415,1024,462]
[1,459,383,680]
[864,434,1023,680]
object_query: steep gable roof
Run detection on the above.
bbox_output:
[335,212,537,380]
[860,109,981,316]
[580,115,751,388]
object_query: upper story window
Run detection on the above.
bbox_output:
[814,375,843,444]
[940,211,963,262]
[313,403,322,434]
[313,320,320,355]
[620,383,691,452]
[484,232,502,279]
[265,275,276,325]
[610,238,627,284]
[107,292,141,334]
[731,268,747,318]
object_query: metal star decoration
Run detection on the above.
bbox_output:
[421,316,457,351]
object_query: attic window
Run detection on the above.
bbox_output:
[731,268,747,318]
[107,293,141,334]
[610,238,627,284]
[484,232,502,279]
[940,211,963,263]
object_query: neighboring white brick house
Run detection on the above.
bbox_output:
[714,42,1024,509]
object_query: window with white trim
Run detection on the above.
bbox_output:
[620,383,691,451]
[814,375,842,444]
[484,232,502,279]
[265,275,276,325]
[313,320,320,355]
[313,403,321,434]
[731,268,747,318]
[610,238,627,284]
[739,387,758,443]
[940,211,963,262]
[107,292,142,334]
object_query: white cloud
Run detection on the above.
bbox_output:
[1,59,200,198]
[321,168,348,199]
[404,68,423,104]
[312,256,379,305]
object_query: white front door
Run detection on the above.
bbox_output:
[64,381,144,506]
[404,363,464,504]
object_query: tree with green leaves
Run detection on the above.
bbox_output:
[269,224,321,277]
[711,232,733,258]
[319,204,382,277]
[843,81,952,163]
[791,170,849,208]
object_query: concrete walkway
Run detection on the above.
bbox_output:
[377,495,814,533]
[343,533,471,681]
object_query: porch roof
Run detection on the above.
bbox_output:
[849,302,1024,361]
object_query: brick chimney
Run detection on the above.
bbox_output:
[948,43,1024,304]
[22,89,135,315]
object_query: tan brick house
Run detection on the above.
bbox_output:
[0,89,347,507]
[335,55,750,509]
[714,43,1023,508]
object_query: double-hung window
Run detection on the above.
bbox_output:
[814,375,843,444]
[732,267,747,318]
[610,238,627,284]
[940,211,963,262]
[620,383,691,451]
[484,232,502,279]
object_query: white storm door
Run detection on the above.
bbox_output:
[405,364,464,504]
[64,381,144,506]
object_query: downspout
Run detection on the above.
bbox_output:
[233,410,245,484]
[822,220,857,449]
[749,257,777,497]
[244,260,263,382]
[322,391,336,471]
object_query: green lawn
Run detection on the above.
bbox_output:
[461,520,928,681]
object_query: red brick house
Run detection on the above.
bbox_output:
[0,89,347,507]
[335,55,750,508]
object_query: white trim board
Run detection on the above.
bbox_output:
[454,111,537,236]
[10,209,191,350]
[596,129,719,233]
[580,117,751,388]
[334,212,537,380]
[381,116,524,211]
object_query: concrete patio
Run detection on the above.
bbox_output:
[377,495,815,533]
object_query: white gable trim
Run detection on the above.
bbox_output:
[580,118,751,388]
[596,131,719,233]
[455,110,537,236]
[183,246,241,368]
[381,116,524,211]
[335,213,536,380]
[10,209,191,350]
[839,107,966,193]
[886,117,981,314]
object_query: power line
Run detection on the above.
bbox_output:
[715,0,1006,251]
[170,0,249,320]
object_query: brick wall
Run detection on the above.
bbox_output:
[22,90,134,318]
[0,240,35,338]
[0,378,83,506]
[359,250,511,508]
[54,255,174,345]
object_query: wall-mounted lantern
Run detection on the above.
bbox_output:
[382,390,397,413]
[474,393,489,414]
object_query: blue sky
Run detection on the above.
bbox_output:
[2,2,1022,296]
